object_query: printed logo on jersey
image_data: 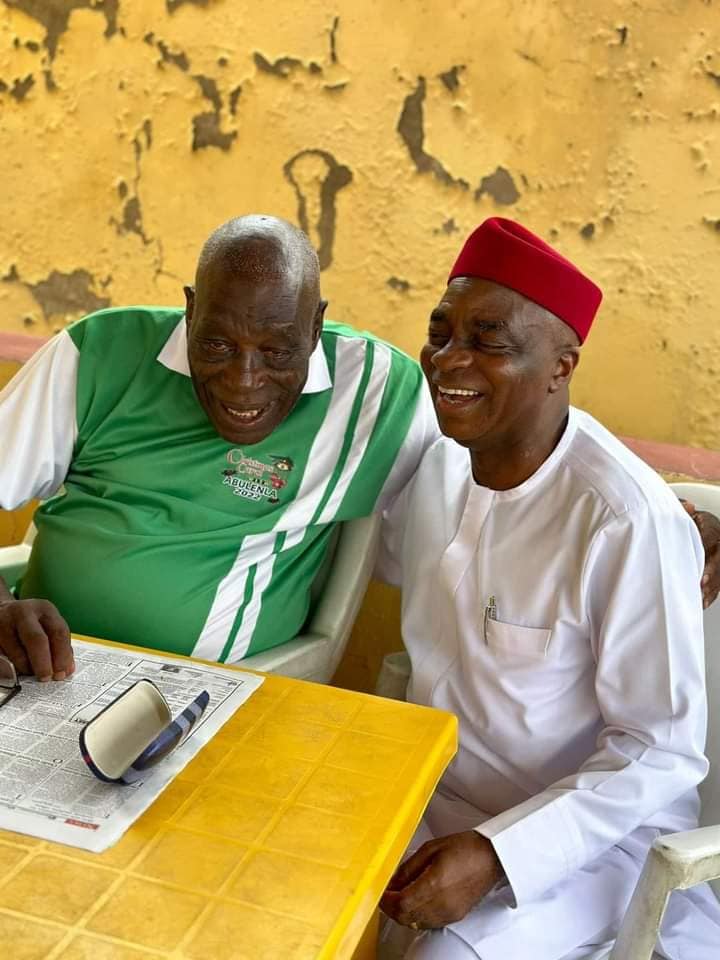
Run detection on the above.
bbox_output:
[222,450,294,504]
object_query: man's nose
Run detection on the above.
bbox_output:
[431,339,474,371]
[226,350,265,388]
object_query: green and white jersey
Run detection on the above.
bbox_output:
[0,308,438,661]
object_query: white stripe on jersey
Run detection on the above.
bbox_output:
[191,530,277,662]
[316,341,391,524]
[198,335,370,662]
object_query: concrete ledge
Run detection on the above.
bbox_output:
[621,437,720,482]
[0,331,49,363]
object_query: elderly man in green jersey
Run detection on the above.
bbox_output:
[0,215,436,680]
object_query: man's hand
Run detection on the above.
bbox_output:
[682,501,720,608]
[379,831,503,931]
[0,599,74,681]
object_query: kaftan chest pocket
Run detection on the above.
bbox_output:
[484,617,552,659]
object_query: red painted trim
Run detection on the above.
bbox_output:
[0,331,49,363]
[620,437,720,482]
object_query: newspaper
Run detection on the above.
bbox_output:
[0,638,264,852]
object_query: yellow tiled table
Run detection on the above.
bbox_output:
[0,637,457,960]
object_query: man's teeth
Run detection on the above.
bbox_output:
[227,407,261,419]
[438,387,480,397]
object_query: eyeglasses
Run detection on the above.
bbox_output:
[0,656,21,708]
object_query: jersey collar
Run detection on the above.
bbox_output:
[157,316,332,394]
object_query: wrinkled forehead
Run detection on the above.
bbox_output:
[196,260,303,320]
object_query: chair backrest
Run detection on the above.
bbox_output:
[240,513,381,682]
[670,483,720,830]
[301,513,381,680]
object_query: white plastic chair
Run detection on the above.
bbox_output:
[375,481,720,959]
[0,520,35,591]
[0,513,380,685]
[600,482,720,960]
[242,513,381,682]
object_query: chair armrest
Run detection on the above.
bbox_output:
[242,514,382,684]
[609,825,720,960]
[0,543,32,592]
[239,633,333,682]
[375,651,411,701]
[301,514,381,682]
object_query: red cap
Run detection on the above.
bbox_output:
[448,218,602,343]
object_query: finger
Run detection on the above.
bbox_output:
[39,611,74,679]
[379,889,405,923]
[380,888,435,928]
[387,842,439,892]
[681,500,696,516]
[382,866,443,928]
[0,629,32,676]
[14,613,53,681]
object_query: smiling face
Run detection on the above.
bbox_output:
[186,262,324,445]
[420,277,579,458]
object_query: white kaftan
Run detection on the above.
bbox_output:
[379,407,720,959]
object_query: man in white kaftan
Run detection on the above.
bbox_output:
[378,217,720,959]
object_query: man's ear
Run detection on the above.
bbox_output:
[312,299,328,348]
[184,285,195,329]
[548,347,580,394]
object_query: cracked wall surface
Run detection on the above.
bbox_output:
[2,0,720,448]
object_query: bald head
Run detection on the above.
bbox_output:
[196,215,320,315]
[185,215,327,446]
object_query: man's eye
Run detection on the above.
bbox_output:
[427,327,449,345]
[205,340,231,353]
[265,350,293,362]
[474,338,506,352]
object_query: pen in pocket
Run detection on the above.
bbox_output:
[483,595,497,643]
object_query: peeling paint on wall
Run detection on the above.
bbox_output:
[253,52,320,78]
[1,0,720,453]
[8,73,33,99]
[397,77,469,190]
[438,64,464,93]
[144,32,189,72]
[192,74,236,151]
[111,120,152,243]
[4,267,110,325]
[475,167,520,205]
[166,0,209,12]
[283,149,352,269]
[4,0,118,68]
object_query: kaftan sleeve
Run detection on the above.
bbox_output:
[0,331,78,510]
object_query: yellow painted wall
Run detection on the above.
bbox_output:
[2,0,720,689]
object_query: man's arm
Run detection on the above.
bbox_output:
[0,331,79,679]
[681,500,720,608]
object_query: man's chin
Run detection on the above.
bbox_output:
[207,397,283,445]
[435,414,487,447]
